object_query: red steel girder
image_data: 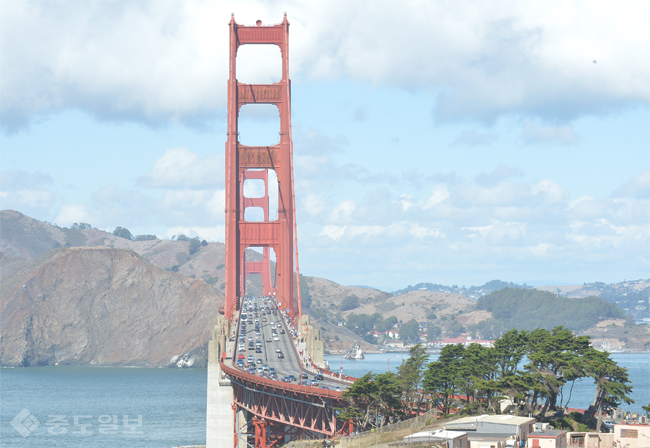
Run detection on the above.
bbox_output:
[222,361,348,437]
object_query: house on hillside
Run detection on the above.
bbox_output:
[404,430,469,448]
[612,423,650,448]
[437,337,494,348]
[446,415,536,444]
[527,431,567,448]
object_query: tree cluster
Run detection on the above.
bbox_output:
[476,288,624,334]
[424,328,633,424]
[342,328,634,432]
[71,222,92,230]
[340,295,361,311]
[112,227,159,241]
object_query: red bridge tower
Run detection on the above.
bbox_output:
[224,14,300,321]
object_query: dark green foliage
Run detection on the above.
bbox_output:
[426,312,437,320]
[427,325,442,341]
[201,239,208,246]
[113,227,133,240]
[447,321,466,337]
[189,237,201,255]
[342,371,404,429]
[205,276,218,285]
[467,319,508,339]
[71,222,92,229]
[476,288,624,332]
[340,295,360,311]
[133,234,158,241]
[171,265,179,272]
[175,234,190,241]
[399,319,420,343]
[343,327,633,430]
[397,344,429,415]
[583,348,634,429]
[423,344,464,414]
[346,313,379,333]
[375,316,397,332]
[216,264,225,270]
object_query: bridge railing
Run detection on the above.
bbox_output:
[221,357,345,400]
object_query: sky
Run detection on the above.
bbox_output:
[1,0,649,291]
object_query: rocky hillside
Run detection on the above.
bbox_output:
[0,247,223,367]
[2,210,647,364]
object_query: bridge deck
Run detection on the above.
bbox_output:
[225,296,351,391]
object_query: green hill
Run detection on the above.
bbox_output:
[476,287,624,332]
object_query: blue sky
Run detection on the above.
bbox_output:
[1,1,649,291]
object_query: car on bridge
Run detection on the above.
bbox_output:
[266,337,272,342]
[256,358,263,364]
[314,374,324,380]
[277,352,284,359]
[247,367,256,375]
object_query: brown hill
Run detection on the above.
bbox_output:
[0,247,223,367]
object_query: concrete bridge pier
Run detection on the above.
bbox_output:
[206,315,234,448]
[299,315,325,368]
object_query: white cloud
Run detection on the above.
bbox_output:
[329,200,357,223]
[318,225,346,240]
[164,225,225,242]
[409,223,445,239]
[2,1,648,131]
[140,148,223,188]
[399,194,414,211]
[423,185,449,209]
[54,203,90,226]
[531,179,567,204]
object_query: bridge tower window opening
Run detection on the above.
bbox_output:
[237,104,281,147]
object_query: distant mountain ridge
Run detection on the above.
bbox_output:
[1,210,648,365]
[393,279,533,298]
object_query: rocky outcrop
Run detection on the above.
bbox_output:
[0,247,223,367]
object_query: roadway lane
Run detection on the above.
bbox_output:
[233,296,347,391]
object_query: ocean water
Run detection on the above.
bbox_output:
[1,367,207,448]
[1,353,648,447]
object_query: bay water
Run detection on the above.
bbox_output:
[1,353,648,448]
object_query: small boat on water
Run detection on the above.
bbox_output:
[344,342,365,360]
